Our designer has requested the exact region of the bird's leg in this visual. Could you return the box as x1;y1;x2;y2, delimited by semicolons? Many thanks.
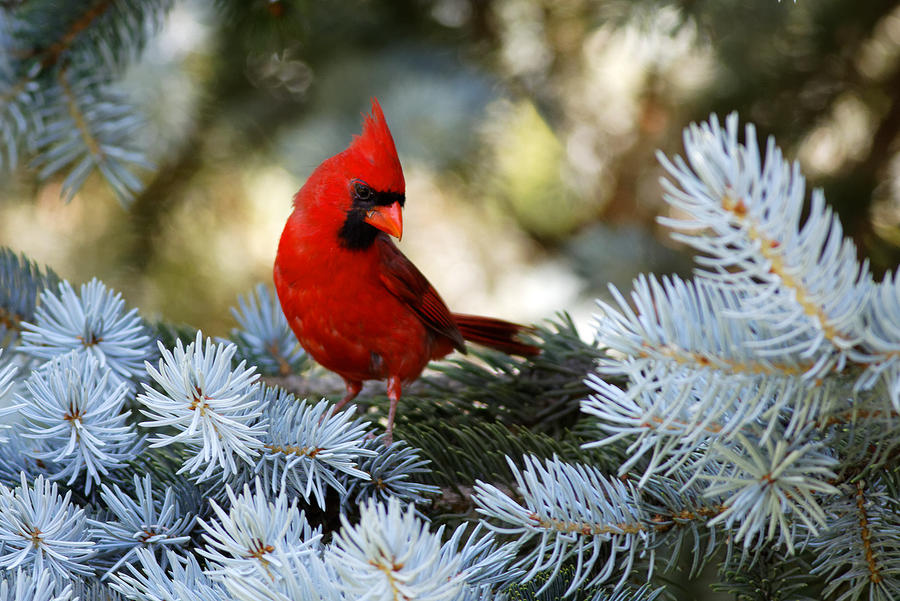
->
384;376;402;446
331;379;362;414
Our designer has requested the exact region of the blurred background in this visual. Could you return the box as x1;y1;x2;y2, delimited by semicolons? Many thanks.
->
2;0;900;338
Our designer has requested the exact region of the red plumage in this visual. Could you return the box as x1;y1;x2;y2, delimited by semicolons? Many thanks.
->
274;99;537;443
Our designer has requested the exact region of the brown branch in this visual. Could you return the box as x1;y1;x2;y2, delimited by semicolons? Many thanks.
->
855;480;883;584
0;307;23;333
817;408;900;429
1;1;115;109
720;189;849;348
263;443;323;459
645;342;817;379
57;67;103;160
38;0;116;70
651;503;729;533
642;413;723;435
529;512;647;536
527;501;730;537
267;342;294;377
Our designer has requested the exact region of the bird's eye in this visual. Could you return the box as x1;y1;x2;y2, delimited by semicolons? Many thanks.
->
352;180;373;201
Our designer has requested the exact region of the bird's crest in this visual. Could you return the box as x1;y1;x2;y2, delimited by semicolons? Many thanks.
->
345;98;404;193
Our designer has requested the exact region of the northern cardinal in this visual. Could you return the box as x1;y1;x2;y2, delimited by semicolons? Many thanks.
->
274;99;538;443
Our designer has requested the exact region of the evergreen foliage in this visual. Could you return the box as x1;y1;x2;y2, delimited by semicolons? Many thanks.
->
90;473;196;578
0;248;58;348
229;284;308;378
19;279;153;385
17;353;142;493
138;333;266;482
1;1;170;204
0;111;899;599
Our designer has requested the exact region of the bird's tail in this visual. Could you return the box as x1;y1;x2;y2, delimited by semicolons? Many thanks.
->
452;314;540;357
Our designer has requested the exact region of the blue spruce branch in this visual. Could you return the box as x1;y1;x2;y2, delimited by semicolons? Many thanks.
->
473;455;648;595
340;435;441;507
1;0;173;203
230;284;308;378
0;474;94;584
582;112;900;566
17;353;143;493
108;548;225;601
90;473;196;578
251;389;375;509
0;568;73;601
19;278;153;386
198;479;321;580
0;248;59;348
138;332;266;482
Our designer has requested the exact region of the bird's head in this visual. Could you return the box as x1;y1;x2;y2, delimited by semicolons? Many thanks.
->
296;98;406;250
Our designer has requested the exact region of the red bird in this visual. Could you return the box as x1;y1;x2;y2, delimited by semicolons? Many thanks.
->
274;99;537;443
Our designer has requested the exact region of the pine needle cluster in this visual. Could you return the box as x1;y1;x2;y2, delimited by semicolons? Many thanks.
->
1;1;169;204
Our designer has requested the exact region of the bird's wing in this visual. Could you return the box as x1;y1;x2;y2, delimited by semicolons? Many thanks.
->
376;236;467;352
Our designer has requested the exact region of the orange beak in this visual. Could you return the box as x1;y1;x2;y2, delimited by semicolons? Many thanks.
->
364;201;403;240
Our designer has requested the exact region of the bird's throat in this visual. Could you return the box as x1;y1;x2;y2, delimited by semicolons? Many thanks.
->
338;210;380;250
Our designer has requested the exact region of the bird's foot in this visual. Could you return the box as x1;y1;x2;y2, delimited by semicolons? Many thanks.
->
329;379;362;416
383;376;401;447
